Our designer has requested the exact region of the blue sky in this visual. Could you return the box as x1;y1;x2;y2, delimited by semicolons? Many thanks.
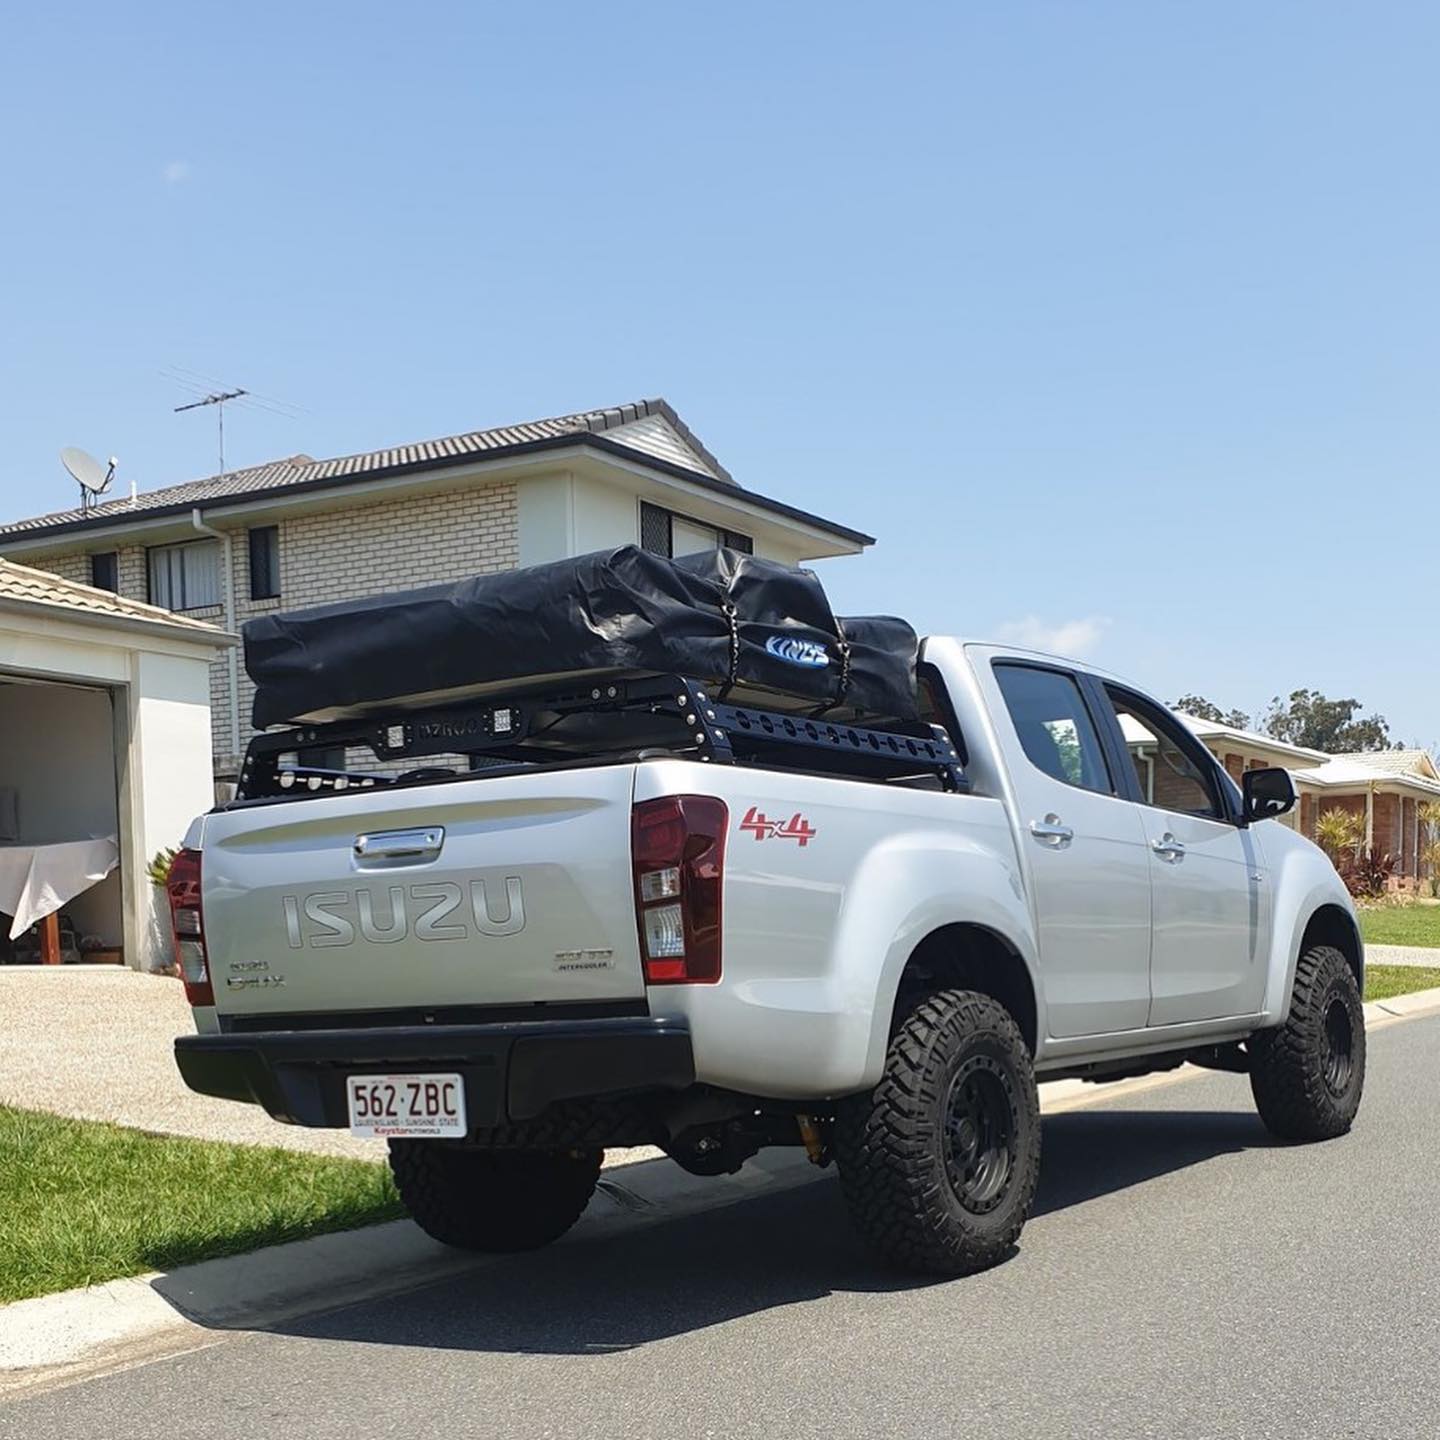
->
1;3;1435;742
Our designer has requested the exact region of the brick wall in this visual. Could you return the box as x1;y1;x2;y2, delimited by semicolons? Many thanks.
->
24;479;519;776
1372;792;1400;861
1299;791;1315;837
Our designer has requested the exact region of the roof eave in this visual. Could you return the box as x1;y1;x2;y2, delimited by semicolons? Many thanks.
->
0;594;238;648
0;434;873;552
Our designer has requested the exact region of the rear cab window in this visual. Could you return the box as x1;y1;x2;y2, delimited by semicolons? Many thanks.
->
993;663;1114;796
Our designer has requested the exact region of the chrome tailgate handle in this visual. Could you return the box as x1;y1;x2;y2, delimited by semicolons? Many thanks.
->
354;827;445;864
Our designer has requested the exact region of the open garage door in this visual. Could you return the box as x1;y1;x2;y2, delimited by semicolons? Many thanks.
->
0;675;125;966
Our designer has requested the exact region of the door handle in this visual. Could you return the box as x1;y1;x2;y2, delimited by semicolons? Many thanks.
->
1151;833;1185;861
1029;815;1074;847
354;827;445;864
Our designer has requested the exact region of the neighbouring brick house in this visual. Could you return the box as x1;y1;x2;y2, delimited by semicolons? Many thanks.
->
0;400;870;787
1180;716;1440;890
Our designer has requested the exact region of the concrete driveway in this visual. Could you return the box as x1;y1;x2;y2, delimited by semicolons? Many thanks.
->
0;968;657;1165
0;968;374;1159
5;1008;1436;1440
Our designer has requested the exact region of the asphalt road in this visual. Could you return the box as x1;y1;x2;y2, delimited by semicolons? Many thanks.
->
7;1015;1439;1440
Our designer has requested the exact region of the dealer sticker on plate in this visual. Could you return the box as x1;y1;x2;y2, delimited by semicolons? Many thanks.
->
346;1073;467;1139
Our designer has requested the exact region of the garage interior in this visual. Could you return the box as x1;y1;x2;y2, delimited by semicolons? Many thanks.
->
0;675;125;965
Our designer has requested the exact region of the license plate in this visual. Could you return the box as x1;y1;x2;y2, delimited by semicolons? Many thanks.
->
346;1073;467;1139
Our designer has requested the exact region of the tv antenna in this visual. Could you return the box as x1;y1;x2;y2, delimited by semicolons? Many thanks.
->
60;447;118;512
174;388;246;476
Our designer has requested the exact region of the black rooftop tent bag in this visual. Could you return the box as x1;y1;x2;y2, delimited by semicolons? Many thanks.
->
243;545;919;728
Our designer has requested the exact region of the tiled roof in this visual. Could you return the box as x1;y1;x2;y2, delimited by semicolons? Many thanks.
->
0;557;230;638
1302;756;1440;797
1;457;315;537
0;399;739;541
1179;714;1330;764
1330;748;1439;779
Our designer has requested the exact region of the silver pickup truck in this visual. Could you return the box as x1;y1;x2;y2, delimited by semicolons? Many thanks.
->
172;639;1364;1275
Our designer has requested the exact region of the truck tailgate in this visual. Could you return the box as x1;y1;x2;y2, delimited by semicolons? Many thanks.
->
199;766;644;1020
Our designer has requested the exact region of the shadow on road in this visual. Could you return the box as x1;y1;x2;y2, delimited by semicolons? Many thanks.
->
1033;1106;1267;1217
269;1106;1269;1357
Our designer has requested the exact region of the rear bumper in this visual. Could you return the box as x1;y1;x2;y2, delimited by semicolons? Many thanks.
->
174;1017;694;1130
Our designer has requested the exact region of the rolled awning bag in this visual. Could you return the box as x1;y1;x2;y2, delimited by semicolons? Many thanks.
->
244;544;919;727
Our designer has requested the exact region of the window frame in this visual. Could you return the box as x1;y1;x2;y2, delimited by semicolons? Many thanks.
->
89;551;119;593
1096;683;1239;825
248;525;280;600
146;538;222;612
991;659;1117;798
638;500;752;558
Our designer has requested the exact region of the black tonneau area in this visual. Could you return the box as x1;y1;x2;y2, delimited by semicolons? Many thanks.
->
244;545;919;728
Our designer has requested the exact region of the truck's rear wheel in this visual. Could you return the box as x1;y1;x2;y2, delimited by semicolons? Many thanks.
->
1250;944;1365;1142
834;988;1040;1275
388;1141;601;1252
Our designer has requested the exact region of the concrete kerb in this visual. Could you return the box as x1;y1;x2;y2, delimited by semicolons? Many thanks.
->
6;984;1440;1397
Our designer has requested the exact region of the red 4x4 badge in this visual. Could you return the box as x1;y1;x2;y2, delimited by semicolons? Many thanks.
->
739;806;817;847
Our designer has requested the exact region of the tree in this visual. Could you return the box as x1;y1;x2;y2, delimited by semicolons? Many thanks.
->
1260;689;1394;753
1170;694;1251;730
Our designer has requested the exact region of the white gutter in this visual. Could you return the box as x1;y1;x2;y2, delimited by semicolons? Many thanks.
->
191;508;241;766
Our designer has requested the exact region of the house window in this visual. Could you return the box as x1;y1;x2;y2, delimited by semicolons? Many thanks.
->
90;552;119;593
639;502;752;559
147;540;221;611
640;502;672;556
248;526;280;600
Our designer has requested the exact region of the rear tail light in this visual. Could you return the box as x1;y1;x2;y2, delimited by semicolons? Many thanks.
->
631;795;727;984
166;847;214;1007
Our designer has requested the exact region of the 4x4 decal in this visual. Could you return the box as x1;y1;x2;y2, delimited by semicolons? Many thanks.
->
739;806;817;847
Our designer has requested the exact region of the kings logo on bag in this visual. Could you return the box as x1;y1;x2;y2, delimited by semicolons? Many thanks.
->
764;634;831;669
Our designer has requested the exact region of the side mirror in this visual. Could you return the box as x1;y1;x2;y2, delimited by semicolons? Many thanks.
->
1242;766;1296;824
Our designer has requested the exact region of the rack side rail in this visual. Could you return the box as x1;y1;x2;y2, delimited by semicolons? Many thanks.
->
235;674;967;801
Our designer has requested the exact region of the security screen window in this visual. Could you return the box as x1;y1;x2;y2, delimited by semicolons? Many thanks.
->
248;525;280;600
89;551;119;593
640;502;752;558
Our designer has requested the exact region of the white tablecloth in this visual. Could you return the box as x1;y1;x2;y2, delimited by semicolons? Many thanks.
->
0;838;120;940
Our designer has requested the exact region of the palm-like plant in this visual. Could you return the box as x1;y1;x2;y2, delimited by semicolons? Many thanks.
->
1314;808;1364;864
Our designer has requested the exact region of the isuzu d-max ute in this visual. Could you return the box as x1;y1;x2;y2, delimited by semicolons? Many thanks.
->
171;553;1364;1275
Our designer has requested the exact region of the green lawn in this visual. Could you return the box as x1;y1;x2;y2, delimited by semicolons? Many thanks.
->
1358;904;1440;948
1364;963;1440;1003
0;1107;403;1304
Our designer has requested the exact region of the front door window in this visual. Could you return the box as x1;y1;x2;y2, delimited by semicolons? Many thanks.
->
1102;686;1270;1024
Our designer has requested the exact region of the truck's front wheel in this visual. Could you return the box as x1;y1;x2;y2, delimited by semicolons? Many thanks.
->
1249;944;1365;1142
835;989;1041;1275
388;1141;602;1252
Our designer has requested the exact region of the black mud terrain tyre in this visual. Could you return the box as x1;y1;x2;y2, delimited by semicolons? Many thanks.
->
834;989;1041;1276
1250;944;1365;1142
388;1142;602;1252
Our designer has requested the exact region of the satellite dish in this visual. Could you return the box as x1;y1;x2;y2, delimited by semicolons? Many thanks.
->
60;447;117;511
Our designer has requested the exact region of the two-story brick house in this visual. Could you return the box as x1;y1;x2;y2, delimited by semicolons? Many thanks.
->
1;399;871;788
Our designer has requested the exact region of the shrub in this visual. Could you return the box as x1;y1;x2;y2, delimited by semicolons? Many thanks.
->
1338;849;1396;901
1314;808;1364;865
